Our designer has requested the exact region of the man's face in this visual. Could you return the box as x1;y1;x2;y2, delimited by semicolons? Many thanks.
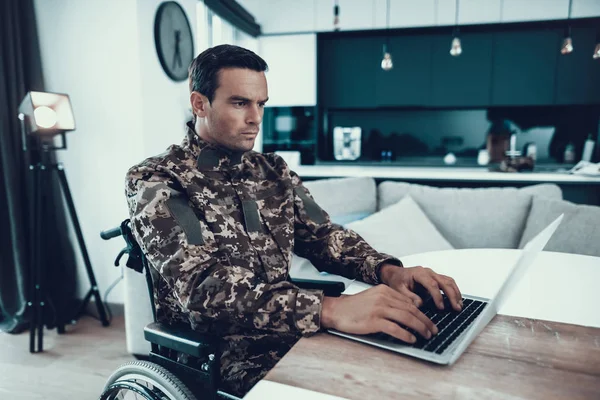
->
194;68;268;152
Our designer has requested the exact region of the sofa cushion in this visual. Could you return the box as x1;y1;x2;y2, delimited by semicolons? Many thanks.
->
303;177;376;225
345;195;454;258
519;197;600;257
377;182;563;249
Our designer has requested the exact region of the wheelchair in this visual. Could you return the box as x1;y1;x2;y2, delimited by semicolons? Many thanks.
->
98;219;345;400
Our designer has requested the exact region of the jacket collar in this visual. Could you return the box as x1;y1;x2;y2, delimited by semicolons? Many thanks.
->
182;121;248;170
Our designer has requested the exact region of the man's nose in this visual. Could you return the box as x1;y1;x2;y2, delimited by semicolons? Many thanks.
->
246;104;262;125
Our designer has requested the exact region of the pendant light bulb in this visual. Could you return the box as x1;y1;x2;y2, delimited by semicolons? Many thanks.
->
561;36;573;55
381;44;393;71
561;2;574;55
450;36;462;56
450;1;462;57
333;2;340;31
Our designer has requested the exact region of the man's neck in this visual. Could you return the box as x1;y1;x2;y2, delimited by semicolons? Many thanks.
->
194;119;214;145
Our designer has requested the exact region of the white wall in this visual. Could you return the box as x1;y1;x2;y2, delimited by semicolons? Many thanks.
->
34;0;201;304
257;34;316;107
34;0;143;304
136;0;199;158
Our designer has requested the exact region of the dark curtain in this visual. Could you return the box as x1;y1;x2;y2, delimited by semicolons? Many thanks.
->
0;0;78;333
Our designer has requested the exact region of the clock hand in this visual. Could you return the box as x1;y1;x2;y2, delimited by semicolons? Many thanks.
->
172;30;182;69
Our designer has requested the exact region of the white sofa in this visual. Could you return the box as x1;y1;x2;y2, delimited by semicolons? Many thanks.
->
123;176;600;355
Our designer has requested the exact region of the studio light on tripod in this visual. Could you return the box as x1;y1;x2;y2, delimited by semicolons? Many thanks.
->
19;91;75;136
18;90;108;354
33;106;58;128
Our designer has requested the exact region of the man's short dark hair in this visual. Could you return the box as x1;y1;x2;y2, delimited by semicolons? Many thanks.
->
188;44;268;103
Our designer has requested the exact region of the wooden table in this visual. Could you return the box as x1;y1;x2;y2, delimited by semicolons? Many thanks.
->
268;250;600;399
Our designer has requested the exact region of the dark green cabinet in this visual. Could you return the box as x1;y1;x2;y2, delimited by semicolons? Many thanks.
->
555;27;600;105
375;35;432;106
318;36;379;108
491;30;560;106
431;33;494;107
318;22;599;109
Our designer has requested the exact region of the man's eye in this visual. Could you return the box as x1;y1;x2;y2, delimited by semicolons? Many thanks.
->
234;101;246;107
259;103;266;108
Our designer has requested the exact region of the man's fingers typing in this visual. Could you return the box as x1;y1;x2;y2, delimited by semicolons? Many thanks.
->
397;285;423;307
377;320;416;343
380;284;420;307
377;284;439;335
436;275;463;311
382;302;437;338
419;278;445;310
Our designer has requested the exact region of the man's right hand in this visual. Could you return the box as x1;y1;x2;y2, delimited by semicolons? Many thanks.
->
320;285;438;343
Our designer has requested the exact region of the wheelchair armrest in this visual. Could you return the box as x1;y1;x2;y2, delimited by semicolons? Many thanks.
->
290;278;345;297
144;322;218;358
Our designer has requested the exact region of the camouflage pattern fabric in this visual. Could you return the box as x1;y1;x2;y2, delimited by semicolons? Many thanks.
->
125;122;402;396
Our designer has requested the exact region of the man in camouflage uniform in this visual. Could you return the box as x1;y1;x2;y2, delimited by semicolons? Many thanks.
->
126;45;463;397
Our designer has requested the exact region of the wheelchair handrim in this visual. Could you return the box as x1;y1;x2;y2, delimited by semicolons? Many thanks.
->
101;380;165;400
115;372;184;400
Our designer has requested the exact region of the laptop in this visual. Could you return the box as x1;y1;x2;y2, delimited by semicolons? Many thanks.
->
328;214;563;365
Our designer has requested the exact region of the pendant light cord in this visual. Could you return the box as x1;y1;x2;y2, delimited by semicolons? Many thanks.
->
386;0;390;29
453;0;460;36
385;0;390;49
455;0;460;26
566;0;572;37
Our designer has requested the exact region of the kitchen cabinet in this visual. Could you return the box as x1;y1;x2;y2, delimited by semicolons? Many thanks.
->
491;30;560;106
314;0;378;32
431;32;494;107
318;36;379;108
387;0;437;28
259;34;316;106
375;34;433;106
555;27;600;105
501;0;569;22
458;0;503;24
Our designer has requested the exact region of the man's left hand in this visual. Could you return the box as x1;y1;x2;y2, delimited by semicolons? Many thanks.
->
380;264;463;311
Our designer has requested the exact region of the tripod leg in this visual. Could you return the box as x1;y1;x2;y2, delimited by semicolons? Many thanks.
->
36;164;47;352
28;164;39;353
55;164;109;326
74;289;94;322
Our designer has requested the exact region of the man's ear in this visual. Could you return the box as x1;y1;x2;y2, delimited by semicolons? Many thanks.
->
190;91;209;118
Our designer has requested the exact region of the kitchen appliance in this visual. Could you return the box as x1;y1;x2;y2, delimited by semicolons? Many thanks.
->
333;126;362;161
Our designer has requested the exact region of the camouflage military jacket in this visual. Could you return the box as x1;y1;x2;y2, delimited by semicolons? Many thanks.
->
125;123;401;395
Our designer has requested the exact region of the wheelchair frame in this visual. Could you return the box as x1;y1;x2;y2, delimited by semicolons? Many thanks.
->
100;219;344;399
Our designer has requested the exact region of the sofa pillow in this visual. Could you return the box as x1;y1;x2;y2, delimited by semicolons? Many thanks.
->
377;182;562;249
303;177;376;224
519;197;600;257
345;195;454;258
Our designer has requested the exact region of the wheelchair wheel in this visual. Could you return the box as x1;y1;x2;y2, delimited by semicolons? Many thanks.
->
99;360;198;400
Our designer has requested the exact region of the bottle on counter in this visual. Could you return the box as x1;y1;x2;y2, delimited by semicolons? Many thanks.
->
486;120;514;163
564;142;576;163
523;142;537;161
477;149;490;165
582;134;596;162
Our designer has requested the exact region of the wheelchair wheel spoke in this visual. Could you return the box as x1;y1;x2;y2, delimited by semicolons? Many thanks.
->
100;360;199;400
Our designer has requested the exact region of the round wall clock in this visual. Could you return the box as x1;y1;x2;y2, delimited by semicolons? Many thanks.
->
154;1;195;82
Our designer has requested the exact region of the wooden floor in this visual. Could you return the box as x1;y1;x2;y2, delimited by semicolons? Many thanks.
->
0;315;135;399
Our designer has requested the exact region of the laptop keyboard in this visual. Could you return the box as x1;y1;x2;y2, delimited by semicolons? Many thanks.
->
370;294;487;355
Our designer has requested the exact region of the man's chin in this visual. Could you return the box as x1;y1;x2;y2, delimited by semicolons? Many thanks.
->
235;139;256;152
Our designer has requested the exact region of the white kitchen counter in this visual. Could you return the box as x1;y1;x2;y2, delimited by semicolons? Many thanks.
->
293;165;600;184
